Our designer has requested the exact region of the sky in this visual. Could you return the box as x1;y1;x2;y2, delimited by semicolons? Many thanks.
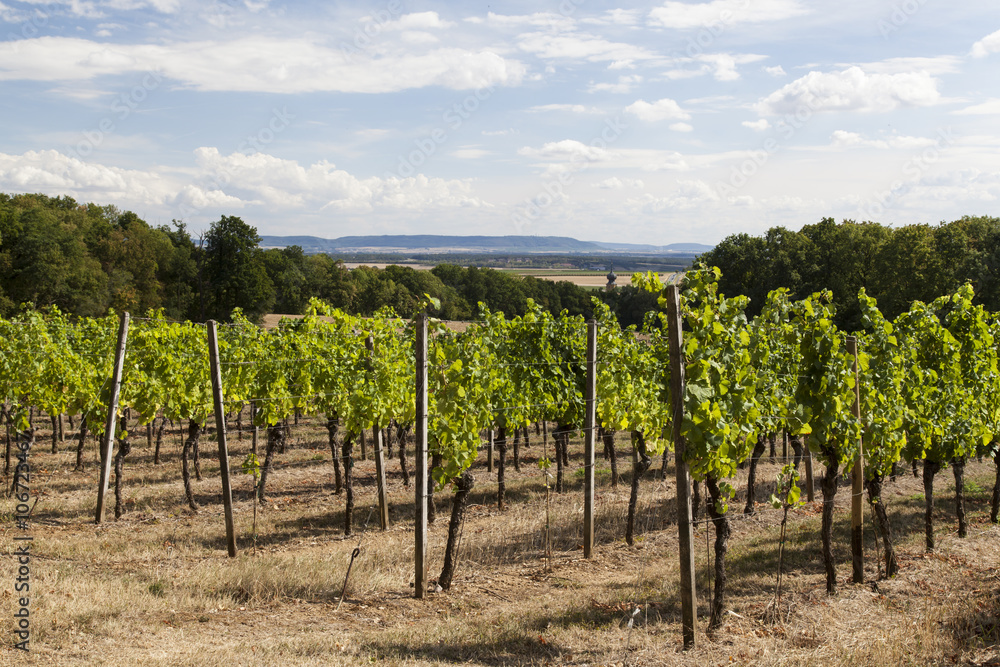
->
0;0;999;246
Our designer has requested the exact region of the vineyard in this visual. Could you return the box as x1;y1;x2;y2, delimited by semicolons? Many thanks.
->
3;267;1000;665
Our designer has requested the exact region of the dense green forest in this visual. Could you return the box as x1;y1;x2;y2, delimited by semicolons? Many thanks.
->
6;192;994;329
697;215;1000;330
0;193;659;324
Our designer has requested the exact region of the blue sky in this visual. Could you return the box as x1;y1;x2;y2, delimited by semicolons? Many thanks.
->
0;0;998;245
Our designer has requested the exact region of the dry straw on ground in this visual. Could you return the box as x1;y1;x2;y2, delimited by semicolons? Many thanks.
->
2;416;999;666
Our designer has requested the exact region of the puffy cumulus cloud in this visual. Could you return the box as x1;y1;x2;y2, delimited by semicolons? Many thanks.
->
626;180;719;213
0;148;489;221
829;130;938;150
648;0;807;29
972;29;1000;58
663;53;768;81
383;11;454;31
755;66;941;116
517;139;611;163
0;36;525;94
0;149;172;203
764;65;786;77
742;119;771;131
175;184;248;210
193;148;489;212
669;122;693;132
624;97;689;122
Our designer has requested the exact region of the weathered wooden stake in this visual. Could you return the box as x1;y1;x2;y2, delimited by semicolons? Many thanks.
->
414;313;429;598
208;320;238;557
367;335;390;530
666;286;697;649
487;428;494;473
848;336;864;583
583;319;597;558
95;311;130;525
805;447;815;502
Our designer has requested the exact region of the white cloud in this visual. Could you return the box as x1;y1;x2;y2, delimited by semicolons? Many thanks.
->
481;128;519;136
94;22;126;37
856;56;962;76
663;53;768;81
953;99;1000;115
452;147;490;159
626;180;719;213
193;148;488;211
972;29;1000;57
829;130;938;150
0;149;172;203
764;65;785;77
0;148;490;219
742;119;771;131
648;0;807;29
587;75;643;94
517;140;610;163
624;97;690;122
484;11;575;31
669;122;693;132
516;32;658;63
383;12;454;31
582;9;642;26
0;36;526;94
596;177;644;189
755;66;942;116
528;104;603;114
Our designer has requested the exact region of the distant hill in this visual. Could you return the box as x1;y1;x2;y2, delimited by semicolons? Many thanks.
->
259;234;711;255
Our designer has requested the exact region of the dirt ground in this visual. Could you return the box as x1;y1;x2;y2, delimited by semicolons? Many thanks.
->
2;417;999;666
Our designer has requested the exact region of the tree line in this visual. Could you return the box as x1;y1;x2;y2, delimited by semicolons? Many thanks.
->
0;192;661;324
697;215;1000;330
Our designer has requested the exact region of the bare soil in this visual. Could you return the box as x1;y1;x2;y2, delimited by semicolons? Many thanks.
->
2;418;999;666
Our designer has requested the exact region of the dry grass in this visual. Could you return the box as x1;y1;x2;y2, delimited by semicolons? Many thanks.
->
2;418;999;666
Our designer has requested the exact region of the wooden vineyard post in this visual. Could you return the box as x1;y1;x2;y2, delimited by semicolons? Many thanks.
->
583;319;597;558
367;335;390;531
251;401;258;457
804;448;815;502
487;428;494;473
207;321;238;557
666;286;697;649
95;311;130;525
414;313;429;598
847;336;864;583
